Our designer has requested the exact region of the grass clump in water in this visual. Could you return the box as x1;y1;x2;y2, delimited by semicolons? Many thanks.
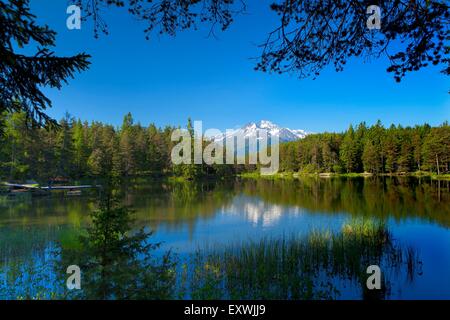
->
185;219;418;300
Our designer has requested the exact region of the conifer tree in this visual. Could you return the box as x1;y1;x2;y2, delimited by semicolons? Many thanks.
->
0;0;90;131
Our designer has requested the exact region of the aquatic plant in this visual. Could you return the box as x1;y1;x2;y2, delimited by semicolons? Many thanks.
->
184;219;420;300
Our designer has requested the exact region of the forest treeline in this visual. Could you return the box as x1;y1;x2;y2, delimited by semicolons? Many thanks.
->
280;121;450;175
0;112;238;181
0;112;449;182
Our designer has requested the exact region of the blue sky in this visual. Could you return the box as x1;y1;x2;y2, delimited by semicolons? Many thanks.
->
28;0;449;132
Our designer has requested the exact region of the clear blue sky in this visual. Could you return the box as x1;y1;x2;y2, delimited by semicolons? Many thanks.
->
28;0;449;132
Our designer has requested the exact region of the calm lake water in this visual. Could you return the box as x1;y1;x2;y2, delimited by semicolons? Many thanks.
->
1;177;449;299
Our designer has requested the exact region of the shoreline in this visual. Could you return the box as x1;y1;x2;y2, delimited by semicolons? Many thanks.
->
239;172;450;180
2;171;449;189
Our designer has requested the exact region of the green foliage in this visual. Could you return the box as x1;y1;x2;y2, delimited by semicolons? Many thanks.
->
340;125;361;173
422;125;450;174
1;114;448;181
0;112;237;181
0;112;177;180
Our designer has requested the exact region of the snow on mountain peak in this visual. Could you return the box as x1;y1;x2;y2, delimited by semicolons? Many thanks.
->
212;120;308;143
258;120;277;129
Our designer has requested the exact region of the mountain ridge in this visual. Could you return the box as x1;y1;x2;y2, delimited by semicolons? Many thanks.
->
211;120;308;143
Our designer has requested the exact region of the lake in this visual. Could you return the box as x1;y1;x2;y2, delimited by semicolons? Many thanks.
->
0;177;449;299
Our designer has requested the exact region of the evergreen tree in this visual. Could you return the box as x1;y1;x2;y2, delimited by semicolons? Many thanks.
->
61;179;176;299
383;125;399;173
0;0;90;130
147;124;164;173
56;113;74;177
340;125;359;173
2;112;29;179
73;120;90;178
118;113;137;176
362;121;384;174
397;129;414;173
362;142;379;174
175;118;203;180
422;124;450;174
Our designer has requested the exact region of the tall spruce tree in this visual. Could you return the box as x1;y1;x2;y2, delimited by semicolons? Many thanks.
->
340;125;359;173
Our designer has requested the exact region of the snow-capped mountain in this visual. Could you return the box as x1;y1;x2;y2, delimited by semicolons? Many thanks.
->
212;120;308;143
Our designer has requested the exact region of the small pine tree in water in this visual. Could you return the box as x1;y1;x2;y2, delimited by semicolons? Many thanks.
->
62;180;176;299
